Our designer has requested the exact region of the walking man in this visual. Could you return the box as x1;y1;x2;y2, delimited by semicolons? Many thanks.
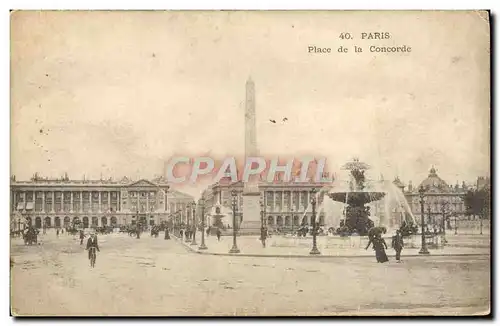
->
79;229;85;245
391;230;404;263
260;226;267;248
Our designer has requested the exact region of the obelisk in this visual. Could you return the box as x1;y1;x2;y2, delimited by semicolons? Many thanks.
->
245;77;258;180
240;77;262;234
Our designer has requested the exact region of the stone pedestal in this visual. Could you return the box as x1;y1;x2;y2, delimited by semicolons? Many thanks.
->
240;191;261;235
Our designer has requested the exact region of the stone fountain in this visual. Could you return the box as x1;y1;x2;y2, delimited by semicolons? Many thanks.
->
327;158;386;236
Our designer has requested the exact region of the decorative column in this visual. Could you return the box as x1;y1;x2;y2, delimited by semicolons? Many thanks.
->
89;192;93;212
281;191;284;212
42;191;46;213
51;191;55;212
80;191;83;212
98;191;102;213
70;192;74;213
155;190;160;212
108;191;111;212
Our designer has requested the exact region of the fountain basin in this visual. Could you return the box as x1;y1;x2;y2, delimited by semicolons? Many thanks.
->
328;191;386;206
272;234;440;249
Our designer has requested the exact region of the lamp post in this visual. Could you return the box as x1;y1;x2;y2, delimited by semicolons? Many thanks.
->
229;189;240;254
172;211;176;235
191;200;197;246
427;205;432;228
440;201;448;245
480;215;483;235
309;188;321;255
259;201;264;240
418;186;430;255
185;205;191;242
178;210;182;237
136;210;140;239
175;211;179;237
198;196;207;250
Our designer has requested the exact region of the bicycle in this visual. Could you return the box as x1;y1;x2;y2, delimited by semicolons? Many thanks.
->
88;246;97;268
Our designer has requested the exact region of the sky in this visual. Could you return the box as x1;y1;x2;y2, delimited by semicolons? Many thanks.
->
10;11;490;197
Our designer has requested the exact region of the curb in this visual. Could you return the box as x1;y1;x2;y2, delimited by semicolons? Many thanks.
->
172;235;489;259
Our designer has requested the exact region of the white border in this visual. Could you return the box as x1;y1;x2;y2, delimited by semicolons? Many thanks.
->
2;1;497;325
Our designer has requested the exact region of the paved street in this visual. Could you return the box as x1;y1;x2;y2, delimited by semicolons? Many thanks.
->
11;231;490;316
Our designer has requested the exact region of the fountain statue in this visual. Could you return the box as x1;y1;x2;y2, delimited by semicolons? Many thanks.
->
327;158;386;236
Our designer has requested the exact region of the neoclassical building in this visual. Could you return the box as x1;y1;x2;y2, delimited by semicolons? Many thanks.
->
10;175;193;229
168;188;196;226
401;167;468;224
203;177;332;229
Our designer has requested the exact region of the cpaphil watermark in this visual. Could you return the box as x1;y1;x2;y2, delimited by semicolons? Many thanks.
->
165;156;333;184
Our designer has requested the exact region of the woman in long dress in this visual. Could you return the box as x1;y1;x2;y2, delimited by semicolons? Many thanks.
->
366;234;389;263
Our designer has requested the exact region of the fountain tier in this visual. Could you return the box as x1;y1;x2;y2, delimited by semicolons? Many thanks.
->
327;158;386;235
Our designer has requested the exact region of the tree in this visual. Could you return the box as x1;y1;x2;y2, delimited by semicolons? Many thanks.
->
462;187;491;220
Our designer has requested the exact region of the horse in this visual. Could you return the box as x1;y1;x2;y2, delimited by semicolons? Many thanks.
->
66;228;78;236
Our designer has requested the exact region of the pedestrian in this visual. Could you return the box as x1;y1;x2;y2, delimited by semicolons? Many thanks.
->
180;229;184;240
164;227;170;240
216;228;221;241
206;226;211;237
79;230;85;245
260;227;267;248
391;230;404;262
56;228;59;237
365;234;389;263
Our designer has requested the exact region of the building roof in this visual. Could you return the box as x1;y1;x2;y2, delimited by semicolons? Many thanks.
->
167;189;194;201
418;167;451;193
11;177;169;188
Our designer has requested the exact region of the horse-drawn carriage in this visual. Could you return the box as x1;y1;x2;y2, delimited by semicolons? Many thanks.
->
65;227;79;236
95;226;113;235
23;227;39;245
127;225;142;237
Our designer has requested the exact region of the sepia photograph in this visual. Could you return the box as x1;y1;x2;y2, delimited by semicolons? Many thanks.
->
9;10;491;316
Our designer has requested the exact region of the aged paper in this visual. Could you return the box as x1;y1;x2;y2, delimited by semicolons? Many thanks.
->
10;10;490;316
